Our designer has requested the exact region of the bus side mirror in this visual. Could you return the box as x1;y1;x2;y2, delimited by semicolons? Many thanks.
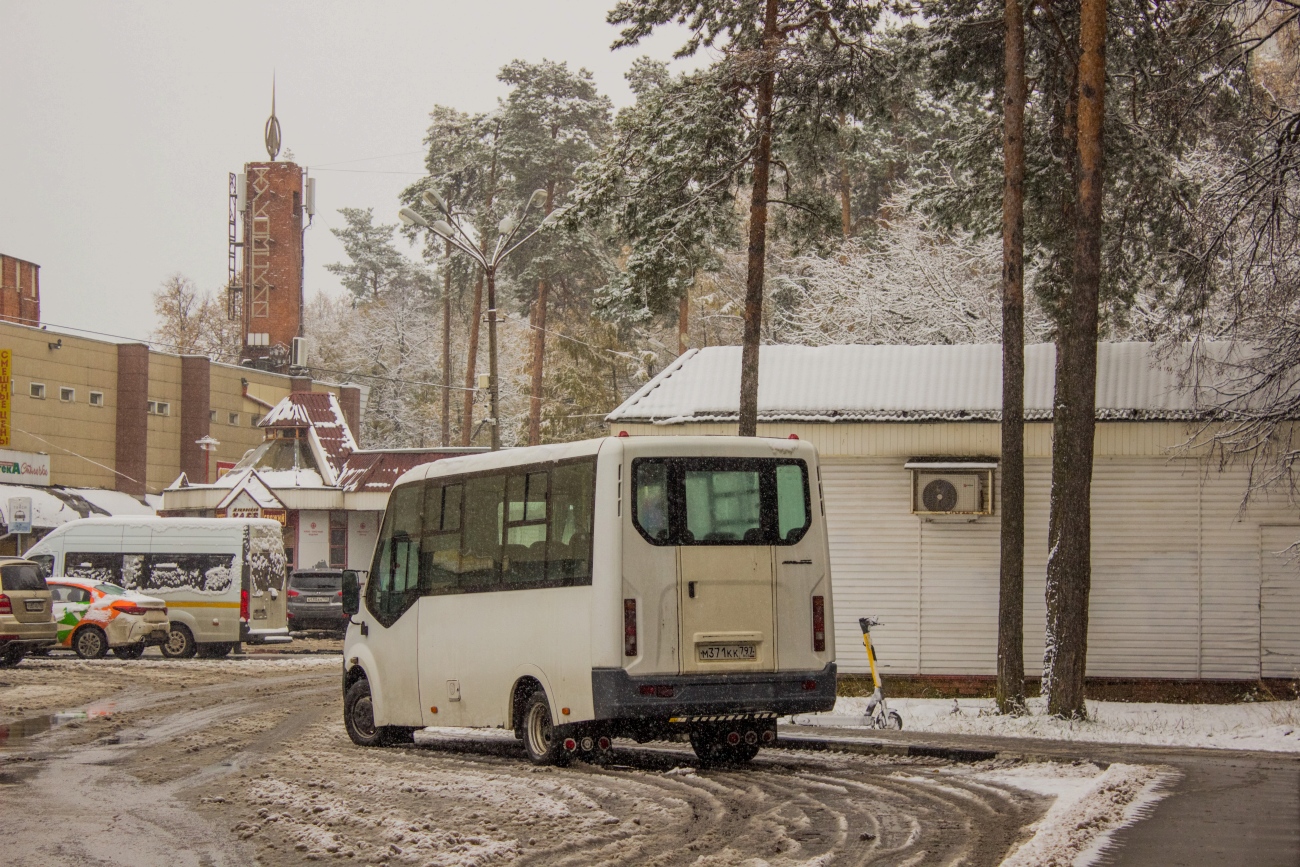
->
342;570;361;617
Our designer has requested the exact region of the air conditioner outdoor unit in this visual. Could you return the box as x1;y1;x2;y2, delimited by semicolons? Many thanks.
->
291;336;308;368
904;460;993;514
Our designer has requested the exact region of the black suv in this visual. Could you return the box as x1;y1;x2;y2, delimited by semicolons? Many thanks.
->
285;569;346;632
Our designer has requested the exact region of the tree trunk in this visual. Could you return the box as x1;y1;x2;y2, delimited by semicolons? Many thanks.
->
461;270;483;447
487;267;500;452
527;184;555;446
1044;0;1107;720
678;290;689;356
997;0;1028;716
738;0;781;438
442;238;452;448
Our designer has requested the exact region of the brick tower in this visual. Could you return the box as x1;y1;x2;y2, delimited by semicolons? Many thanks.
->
0;255;40;327
230;86;313;373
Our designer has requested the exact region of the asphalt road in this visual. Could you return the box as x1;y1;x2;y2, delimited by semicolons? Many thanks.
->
790;724;1300;866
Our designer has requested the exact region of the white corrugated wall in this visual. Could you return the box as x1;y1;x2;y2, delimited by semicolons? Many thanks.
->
822;456;1297;679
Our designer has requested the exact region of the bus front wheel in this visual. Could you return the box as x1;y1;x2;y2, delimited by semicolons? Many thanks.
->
344;678;415;748
521;692;568;766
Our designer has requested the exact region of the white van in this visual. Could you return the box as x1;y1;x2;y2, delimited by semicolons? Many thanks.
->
341;435;836;765
26;517;289;658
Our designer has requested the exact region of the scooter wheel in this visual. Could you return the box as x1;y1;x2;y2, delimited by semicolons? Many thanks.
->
886;711;903;730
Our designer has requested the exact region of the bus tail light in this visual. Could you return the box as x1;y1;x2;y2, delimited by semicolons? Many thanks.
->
240;589;250;622
812;595;825;652
624;599;637;656
0;594;10;616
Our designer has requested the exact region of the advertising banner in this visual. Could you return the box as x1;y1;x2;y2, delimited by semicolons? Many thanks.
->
0;448;51;486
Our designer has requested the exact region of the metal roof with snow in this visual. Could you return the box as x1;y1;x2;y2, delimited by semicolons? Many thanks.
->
606;343;1215;425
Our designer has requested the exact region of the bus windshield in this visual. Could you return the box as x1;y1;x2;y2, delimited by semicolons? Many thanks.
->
632;458;810;546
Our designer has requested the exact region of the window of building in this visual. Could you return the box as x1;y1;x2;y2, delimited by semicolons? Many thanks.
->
156;401;170;416
89;391;104;407
29;382;45;399
209;409;217;422
60;387;75;402
229;412;240;425
251;413;262;427
329;511;348;567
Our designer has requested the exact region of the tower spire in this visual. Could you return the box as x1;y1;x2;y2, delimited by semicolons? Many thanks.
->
264;74;282;161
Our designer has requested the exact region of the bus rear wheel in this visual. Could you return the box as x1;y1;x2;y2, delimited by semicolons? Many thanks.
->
343;678;415;748
521;692;568;766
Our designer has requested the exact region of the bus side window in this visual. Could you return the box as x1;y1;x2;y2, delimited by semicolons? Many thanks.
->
370;484;423;622
421;482;463;595
460;474;505;591
775;463;811;543
503;471;548;586
548;461;595;585
65;552;124;585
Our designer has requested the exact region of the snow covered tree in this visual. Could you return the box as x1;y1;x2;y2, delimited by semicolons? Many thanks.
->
496;59;612;445
589;0;886;436
324;208;432;302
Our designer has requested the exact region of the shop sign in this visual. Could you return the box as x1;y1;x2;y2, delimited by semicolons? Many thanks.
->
0;350;10;447
0;448;50;486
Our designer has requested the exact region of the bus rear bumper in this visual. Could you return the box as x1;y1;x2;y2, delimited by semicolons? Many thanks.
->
591;663;837;721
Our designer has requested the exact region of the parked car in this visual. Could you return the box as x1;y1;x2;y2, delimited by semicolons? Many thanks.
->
0;558;57;667
286;569;347;632
47;578;170;660
26;516;290;658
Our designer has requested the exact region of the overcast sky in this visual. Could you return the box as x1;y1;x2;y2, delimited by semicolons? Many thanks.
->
0;1;693;344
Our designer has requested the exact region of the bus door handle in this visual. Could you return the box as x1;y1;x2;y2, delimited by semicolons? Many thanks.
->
688;581;696;599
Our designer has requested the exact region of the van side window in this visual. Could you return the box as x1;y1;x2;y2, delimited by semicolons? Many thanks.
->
143;554;236;593
369;483;423;624
420;482;463;595
503;471;548;586
65;552;123;584
548;461;595;585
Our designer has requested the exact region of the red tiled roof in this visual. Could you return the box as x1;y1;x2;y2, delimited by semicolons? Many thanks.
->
259;392;476;493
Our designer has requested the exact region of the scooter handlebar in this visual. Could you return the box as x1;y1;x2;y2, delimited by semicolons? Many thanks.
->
859;616;880;631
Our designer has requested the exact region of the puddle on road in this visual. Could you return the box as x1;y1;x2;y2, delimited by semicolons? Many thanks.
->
0;706;117;747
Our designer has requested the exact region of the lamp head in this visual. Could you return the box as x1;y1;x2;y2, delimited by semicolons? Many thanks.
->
398;207;428;228
498;214;518;237
528;189;547;209
541;205;572;227
431;220;455;240
421;189;448;213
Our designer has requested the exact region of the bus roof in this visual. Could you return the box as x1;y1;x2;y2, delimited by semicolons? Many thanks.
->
391;435;818;489
40;516;282;532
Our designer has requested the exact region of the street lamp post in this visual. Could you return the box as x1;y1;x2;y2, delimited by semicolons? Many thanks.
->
400;190;560;451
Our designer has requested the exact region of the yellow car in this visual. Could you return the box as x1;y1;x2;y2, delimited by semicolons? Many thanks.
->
0;558;57;668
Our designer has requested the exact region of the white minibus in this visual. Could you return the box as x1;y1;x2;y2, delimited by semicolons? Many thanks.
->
341;435;836;765
26;517;290;658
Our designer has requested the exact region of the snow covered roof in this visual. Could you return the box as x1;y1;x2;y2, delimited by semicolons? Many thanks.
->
607;343;1218;425
215;471;286;510
0;484;155;530
258;392;358;478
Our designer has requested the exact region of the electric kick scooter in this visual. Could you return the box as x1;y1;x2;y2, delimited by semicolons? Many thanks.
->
860;616;903;730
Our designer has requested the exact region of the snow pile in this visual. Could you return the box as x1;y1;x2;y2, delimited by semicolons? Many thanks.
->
796;696;1300;752
981;762;1173;867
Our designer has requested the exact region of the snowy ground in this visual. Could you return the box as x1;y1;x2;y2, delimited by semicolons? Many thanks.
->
793;695;1300;752
0;655;1178;866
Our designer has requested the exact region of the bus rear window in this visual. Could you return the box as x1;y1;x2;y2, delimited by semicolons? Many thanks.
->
633;458;811;546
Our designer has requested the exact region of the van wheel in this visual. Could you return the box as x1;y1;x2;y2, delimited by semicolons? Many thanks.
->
343;678;415;747
521;691;568;766
196;642;233;659
160;624;196;659
111;643;145;660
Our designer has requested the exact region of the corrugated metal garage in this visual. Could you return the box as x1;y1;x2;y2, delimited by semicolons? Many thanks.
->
607;343;1300;681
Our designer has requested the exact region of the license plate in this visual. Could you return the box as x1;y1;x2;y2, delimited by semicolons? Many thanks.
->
698;644;756;661
302;596;331;604
25;599;43;612
253;608;267;620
